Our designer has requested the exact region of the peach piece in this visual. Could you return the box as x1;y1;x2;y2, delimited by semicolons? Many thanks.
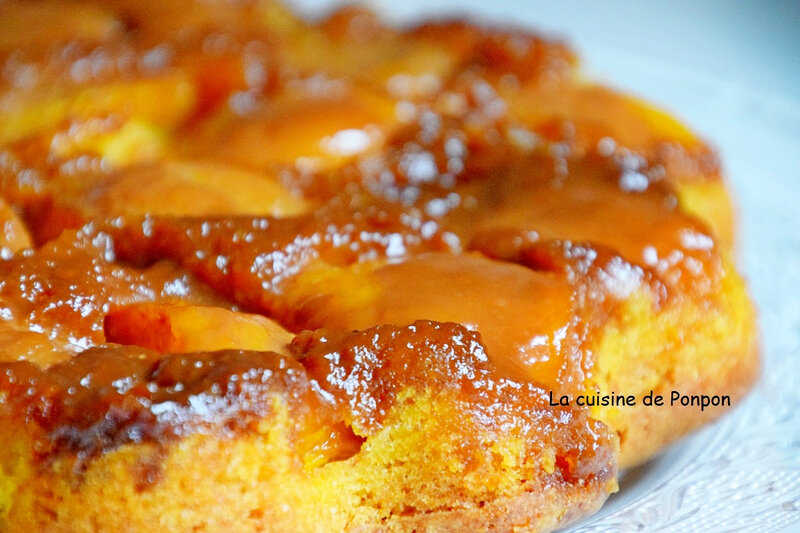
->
0;198;32;255
187;84;398;172
0;322;74;368
0;1;121;52
0;74;196;145
104;304;293;354
89;160;310;218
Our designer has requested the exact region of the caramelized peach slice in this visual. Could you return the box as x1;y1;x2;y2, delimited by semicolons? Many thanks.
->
0;231;228;348
0;322;73;368
104;304;293;354
506;84;699;150
26;157;308;242
443;153;722;292
87;160;310;217
0;74;196;145
185;84;398;172
283;12;465;96
503;83;733;246
49;118;166;168
0;1;121;52
0;198;31;255
284;253;581;392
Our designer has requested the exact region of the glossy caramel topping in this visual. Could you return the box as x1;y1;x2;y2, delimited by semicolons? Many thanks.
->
0;345;352;466
0;0;729;473
295;320;515;433
0;320;613;486
98;201;456;324
449;152;723;297
0;228;222;354
300;71;723;299
287;252;581;391
294;321;615;482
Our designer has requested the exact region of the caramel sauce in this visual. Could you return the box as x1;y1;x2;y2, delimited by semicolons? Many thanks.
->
0;321;613;486
0;1;726;476
294;321;615;482
0;229;223;356
288;252;582;392
450;152;723;298
0;345;351;466
99;200;456;324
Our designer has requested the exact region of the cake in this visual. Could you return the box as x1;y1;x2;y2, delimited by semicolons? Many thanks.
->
0;1;758;531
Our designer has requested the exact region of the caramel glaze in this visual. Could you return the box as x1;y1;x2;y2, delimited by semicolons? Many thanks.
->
98;199;457;327
78;209;612;396
0;4;578;244
0;321;614;488
452;151;723;300
0;1;729;484
259;91;723;392
0;228;223;360
313;81;723;301
289;252;582;392
83;202;653;396
294;321;615;483
0;345;358;473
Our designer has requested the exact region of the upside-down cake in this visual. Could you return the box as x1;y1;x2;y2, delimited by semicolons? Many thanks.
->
0;1;758;531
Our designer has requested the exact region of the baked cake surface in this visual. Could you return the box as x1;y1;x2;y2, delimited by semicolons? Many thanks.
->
0;1;758;531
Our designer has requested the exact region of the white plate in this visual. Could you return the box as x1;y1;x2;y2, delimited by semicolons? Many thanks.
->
292;2;800;530
570;28;800;533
